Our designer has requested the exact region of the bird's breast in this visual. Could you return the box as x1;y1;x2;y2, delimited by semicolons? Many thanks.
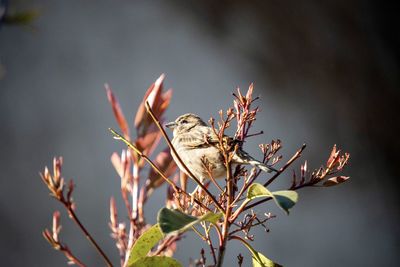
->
171;140;226;179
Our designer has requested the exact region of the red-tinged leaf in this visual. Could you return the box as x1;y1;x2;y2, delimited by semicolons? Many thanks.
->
246;83;254;102
42;229;53;244
147;74;165;108
326;144;340;167
105;84;130;138
145;132;163;157
158;89;173;116
111;151;132;190
146;148;177;194
323;176;350;187
67;180;74;203
121;150;133;190
237;87;244;100
166;175;178;209
109;197;117;227
233;99;240;113
135;75;166;137
136;126;162;157
52;211;61;241
134;99;148;130
111;152;124;178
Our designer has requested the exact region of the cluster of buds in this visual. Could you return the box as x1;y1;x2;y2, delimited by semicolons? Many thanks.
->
42;211;84;267
109;197;128;266
40;157;75;208
291;144;350;189
233;84;262;141
232;211;276;241
40;158;93;266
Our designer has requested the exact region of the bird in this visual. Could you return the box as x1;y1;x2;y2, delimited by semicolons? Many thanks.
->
165;113;276;187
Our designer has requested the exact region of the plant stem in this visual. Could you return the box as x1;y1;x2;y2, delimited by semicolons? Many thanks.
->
66;205;113;267
216;237;227;267
131;163;139;220
216;159;234;267
241;144;307;212
263;144;306;187
123;163;139;266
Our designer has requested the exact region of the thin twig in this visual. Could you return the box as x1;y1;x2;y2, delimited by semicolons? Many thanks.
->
152;235;181;256
202;158;225;195
65;204;113;267
109;128;211;212
264;144;306;187
237;144;306;213
231;168;257;207
229;215;272;236
204;226;217;265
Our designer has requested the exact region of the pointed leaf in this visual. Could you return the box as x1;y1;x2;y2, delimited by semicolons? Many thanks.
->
237;237;282;267
157;207;222;234
127;224;163;266
323;176;350;187
110;152;123;178
200;212;223;224
247;183;272;200
252;251;283;267
129;256;182;267
134;74;172;138
146;148;177;195
247;183;298;214
105;84;130;138
272;190;298;214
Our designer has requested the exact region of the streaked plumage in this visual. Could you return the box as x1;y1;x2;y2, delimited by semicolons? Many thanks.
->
165;114;275;183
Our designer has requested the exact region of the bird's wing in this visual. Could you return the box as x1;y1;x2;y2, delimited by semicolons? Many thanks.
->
177;126;219;149
178;126;242;149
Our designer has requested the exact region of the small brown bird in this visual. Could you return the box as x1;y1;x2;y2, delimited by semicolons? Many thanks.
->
165;114;276;185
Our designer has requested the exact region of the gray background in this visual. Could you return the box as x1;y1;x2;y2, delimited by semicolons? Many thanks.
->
0;0;398;266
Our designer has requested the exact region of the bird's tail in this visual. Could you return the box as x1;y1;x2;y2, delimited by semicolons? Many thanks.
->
233;150;278;173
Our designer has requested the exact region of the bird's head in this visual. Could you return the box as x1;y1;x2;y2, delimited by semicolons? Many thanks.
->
165;113;207;136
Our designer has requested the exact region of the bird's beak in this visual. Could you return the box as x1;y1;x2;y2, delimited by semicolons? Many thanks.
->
165;121;177;129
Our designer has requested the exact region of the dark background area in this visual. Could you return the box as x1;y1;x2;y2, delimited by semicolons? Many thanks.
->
0;0;399;266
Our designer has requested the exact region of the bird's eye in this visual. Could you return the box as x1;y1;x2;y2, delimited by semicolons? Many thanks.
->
181;119;188;124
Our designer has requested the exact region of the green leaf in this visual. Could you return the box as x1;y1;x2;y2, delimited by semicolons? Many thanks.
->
252;250;283;267
127;224;163;266
247;183;272;200
237;236;282;267
157;207;222;234
129;256;182;267
199;212;223;224
247;183;298;214
272;191;298;214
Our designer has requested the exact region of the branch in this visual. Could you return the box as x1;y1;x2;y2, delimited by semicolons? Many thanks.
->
264;144;306;187
144;101;224;213
66;205;114;267
241;144;306;212
40;159;113;267
109;128;211;212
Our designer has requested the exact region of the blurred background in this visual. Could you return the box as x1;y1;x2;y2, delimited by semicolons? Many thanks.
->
1;0;399;266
